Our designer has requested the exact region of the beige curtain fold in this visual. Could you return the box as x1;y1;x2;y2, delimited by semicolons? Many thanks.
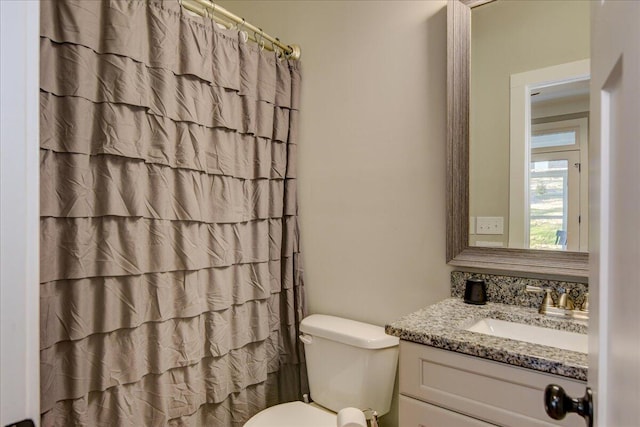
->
39;1;306;425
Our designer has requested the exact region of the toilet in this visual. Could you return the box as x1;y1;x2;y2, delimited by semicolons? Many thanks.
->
245;314;400;426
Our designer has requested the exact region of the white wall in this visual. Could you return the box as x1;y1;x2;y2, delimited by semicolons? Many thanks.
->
217;3;451;425
218;0;451;326
0;1;41;425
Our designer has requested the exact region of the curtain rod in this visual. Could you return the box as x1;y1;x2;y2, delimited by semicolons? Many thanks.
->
180;0;301;60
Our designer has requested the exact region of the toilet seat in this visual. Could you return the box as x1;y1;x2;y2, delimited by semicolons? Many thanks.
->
244;401;336;427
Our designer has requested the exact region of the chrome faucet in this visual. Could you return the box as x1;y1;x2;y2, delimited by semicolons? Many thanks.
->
525;286;588;320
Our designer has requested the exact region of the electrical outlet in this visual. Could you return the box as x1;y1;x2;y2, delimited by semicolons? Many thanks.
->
476;216;504;235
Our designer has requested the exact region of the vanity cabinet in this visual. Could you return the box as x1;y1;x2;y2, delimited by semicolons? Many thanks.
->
399;341;586;427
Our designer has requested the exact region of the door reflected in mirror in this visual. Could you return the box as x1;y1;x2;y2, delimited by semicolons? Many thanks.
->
528;80;589;252
468;0;590;252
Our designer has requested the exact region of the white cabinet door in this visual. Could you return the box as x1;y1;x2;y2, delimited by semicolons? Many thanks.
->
589;1;640;426
399;341;585;427
400;395;496;427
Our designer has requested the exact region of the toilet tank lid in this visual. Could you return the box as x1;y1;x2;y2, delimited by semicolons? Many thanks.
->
300;314;399;349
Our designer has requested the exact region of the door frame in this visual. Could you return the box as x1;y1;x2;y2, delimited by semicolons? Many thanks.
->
0;0;41;425
589;1;640;425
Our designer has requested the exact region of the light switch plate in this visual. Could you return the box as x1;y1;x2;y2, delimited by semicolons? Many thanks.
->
476;216;504;235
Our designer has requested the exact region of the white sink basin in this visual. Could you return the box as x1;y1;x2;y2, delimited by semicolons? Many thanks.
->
466;318;588;353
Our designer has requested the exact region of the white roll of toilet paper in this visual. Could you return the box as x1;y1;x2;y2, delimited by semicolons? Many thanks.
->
336;407;367;427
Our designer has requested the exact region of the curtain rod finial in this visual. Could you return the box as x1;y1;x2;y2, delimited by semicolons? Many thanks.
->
288;44;301;60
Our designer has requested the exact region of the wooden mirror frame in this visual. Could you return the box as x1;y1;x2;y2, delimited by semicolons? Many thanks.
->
446;0;589;279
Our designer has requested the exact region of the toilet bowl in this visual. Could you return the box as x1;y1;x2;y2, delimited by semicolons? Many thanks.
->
244;401;336;427
244;314;399;426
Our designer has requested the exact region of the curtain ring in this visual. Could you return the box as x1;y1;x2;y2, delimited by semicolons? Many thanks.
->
273;43;281;60
255;29;265;51
273;38;283;61
237;18;248;43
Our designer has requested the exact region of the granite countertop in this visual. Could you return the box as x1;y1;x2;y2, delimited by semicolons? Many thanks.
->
385;298;588;381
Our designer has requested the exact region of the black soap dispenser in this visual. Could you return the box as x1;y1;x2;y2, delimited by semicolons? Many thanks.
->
464;278;487;305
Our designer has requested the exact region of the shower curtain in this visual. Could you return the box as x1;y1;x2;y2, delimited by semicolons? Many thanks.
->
39;1;306;425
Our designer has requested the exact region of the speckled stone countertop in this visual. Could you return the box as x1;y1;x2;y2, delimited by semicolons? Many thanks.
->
385;298;588;381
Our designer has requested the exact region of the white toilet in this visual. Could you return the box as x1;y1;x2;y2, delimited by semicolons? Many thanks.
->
245;314;400;426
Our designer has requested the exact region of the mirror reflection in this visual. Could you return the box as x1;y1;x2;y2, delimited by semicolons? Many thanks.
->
526;78;589;251
468;0;590;252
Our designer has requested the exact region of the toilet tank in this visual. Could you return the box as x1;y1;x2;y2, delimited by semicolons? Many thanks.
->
299;314;400;417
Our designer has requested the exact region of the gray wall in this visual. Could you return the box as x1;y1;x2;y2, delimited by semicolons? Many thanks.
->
217;2;452;425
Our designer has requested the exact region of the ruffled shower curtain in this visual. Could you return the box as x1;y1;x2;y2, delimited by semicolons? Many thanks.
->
39;1;306;425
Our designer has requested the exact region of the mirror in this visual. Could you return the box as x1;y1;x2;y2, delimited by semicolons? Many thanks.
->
469;0;590;251
446;0;589;278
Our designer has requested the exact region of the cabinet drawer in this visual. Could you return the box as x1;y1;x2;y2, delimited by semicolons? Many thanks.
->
400;394;496;427
399;341;586;427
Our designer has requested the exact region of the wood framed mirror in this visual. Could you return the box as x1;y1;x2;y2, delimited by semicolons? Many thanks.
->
446;0;589;279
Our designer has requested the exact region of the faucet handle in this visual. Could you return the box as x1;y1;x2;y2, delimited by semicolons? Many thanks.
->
581;293;590;312
570;292;590;320
539;289;556;314
558;292;575;310
527;286;555;315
